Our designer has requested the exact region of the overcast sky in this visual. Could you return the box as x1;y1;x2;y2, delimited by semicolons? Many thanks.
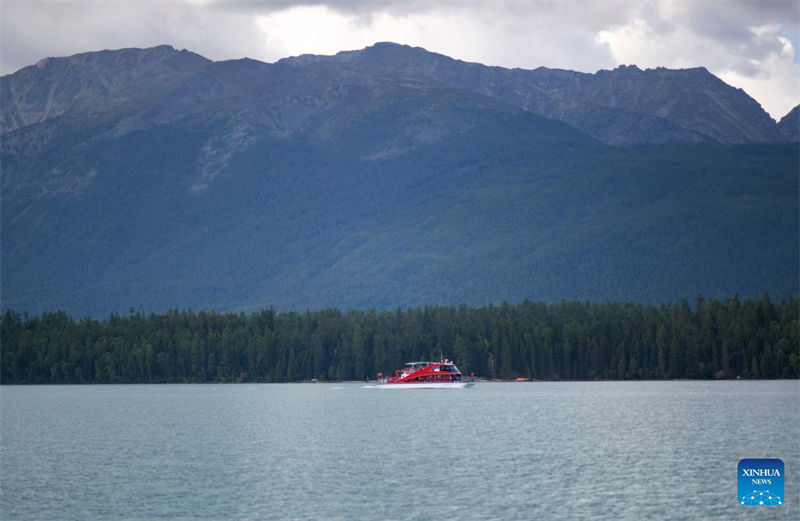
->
1;0;798;119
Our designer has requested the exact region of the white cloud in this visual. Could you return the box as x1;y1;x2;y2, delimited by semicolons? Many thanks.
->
253;4;614;71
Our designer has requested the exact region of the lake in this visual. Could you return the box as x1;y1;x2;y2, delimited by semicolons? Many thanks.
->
1;381;798;520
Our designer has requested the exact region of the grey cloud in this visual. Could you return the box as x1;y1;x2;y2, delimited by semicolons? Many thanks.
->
675;1;794;42
210;0;434;15
0;1;266;75
4;1;795;70
1;0;795;116
670;1;796;77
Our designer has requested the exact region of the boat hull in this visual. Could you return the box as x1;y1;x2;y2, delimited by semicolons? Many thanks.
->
376;381;474;389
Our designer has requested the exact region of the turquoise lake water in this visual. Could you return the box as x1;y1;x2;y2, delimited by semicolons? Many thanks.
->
1;381;798;520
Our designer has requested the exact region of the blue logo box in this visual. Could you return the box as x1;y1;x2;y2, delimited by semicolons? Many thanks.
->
738;459;784;506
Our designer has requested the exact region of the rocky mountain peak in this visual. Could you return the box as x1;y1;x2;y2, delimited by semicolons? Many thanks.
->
1;45;210;133
612;64;642;73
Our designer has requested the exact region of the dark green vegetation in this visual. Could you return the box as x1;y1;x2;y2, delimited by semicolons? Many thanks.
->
2;121;797;315
2;295;797;383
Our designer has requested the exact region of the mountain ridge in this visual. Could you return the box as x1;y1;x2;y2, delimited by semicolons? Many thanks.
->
1;44;797;317
279;42;786;145
4;42;796;145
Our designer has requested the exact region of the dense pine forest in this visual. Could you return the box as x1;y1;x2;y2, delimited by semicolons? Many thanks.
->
1;295;797;384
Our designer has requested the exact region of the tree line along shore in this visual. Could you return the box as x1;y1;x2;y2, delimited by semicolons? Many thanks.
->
1;295;797;384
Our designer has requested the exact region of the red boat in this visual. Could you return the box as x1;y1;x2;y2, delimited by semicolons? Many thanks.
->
377;359;474;389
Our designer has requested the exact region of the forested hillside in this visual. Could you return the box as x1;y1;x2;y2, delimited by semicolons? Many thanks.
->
2;295;797;383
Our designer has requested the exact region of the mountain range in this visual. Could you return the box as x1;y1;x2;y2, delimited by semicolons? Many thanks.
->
1;43;797;316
